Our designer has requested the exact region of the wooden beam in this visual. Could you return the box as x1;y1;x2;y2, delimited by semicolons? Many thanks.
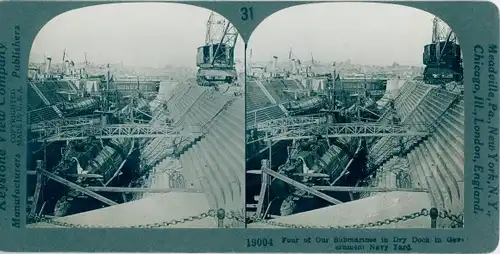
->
246;170;261;175
312;186;428;193
85;187;202;193
29;168;43;217
293;173;329;178
262;168;342;205
255;169;269;218
40;169;118;206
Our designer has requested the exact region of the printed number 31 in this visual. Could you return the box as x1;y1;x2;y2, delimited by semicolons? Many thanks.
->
240;7;254;21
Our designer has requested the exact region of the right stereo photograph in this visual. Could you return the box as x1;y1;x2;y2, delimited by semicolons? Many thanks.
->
244;3;464;229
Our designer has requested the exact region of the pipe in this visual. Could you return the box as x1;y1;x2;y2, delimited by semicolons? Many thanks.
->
85;186;202;193
312;185;428;193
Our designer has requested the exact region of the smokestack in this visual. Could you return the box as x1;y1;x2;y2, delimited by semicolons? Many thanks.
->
45;57;52;74
292;59;299;74
272;56;278;77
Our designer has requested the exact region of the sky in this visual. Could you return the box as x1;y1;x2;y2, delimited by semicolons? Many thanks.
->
30;3;245;67
248;3;439;66
31;2;446;67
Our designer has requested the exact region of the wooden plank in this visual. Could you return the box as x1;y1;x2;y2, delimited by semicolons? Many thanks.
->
40;169;118;206
293;173;329;178
262;168;342;205
29;169;43;217
246;170;261;175
255;171;269;218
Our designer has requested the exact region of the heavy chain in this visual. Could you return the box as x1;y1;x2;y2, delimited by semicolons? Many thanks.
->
30;208;463;229
438;210;464;228
249;208;460;229
225;211;246;223
30;208;245;228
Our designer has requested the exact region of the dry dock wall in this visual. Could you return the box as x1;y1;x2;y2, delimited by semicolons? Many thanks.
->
145;81;245;227
369;81;464;225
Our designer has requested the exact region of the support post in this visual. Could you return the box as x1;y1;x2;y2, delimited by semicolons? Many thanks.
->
217;208;226;228
267;134;272;169
430;207;438;228
29;160;44;218
256;159;270;219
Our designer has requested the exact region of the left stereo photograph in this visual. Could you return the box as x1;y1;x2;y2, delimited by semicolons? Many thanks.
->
27;3;246;228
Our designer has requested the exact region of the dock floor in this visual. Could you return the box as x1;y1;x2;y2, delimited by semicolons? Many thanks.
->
28;192;214;228
248;191;432;228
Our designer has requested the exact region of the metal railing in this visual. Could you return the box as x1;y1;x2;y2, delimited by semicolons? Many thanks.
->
264;122;428;141
34;124;196;142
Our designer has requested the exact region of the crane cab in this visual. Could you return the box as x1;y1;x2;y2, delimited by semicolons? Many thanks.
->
422;17;463;85
196;43;235;68
196;12;239;87
196;43;237;86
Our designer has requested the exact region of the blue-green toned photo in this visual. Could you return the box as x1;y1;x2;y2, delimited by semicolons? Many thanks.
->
245;3;464;229
26;3;245;229
0;1;497;252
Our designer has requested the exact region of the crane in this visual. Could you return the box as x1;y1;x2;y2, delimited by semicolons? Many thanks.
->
422;17;463;85
196;12;239;86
